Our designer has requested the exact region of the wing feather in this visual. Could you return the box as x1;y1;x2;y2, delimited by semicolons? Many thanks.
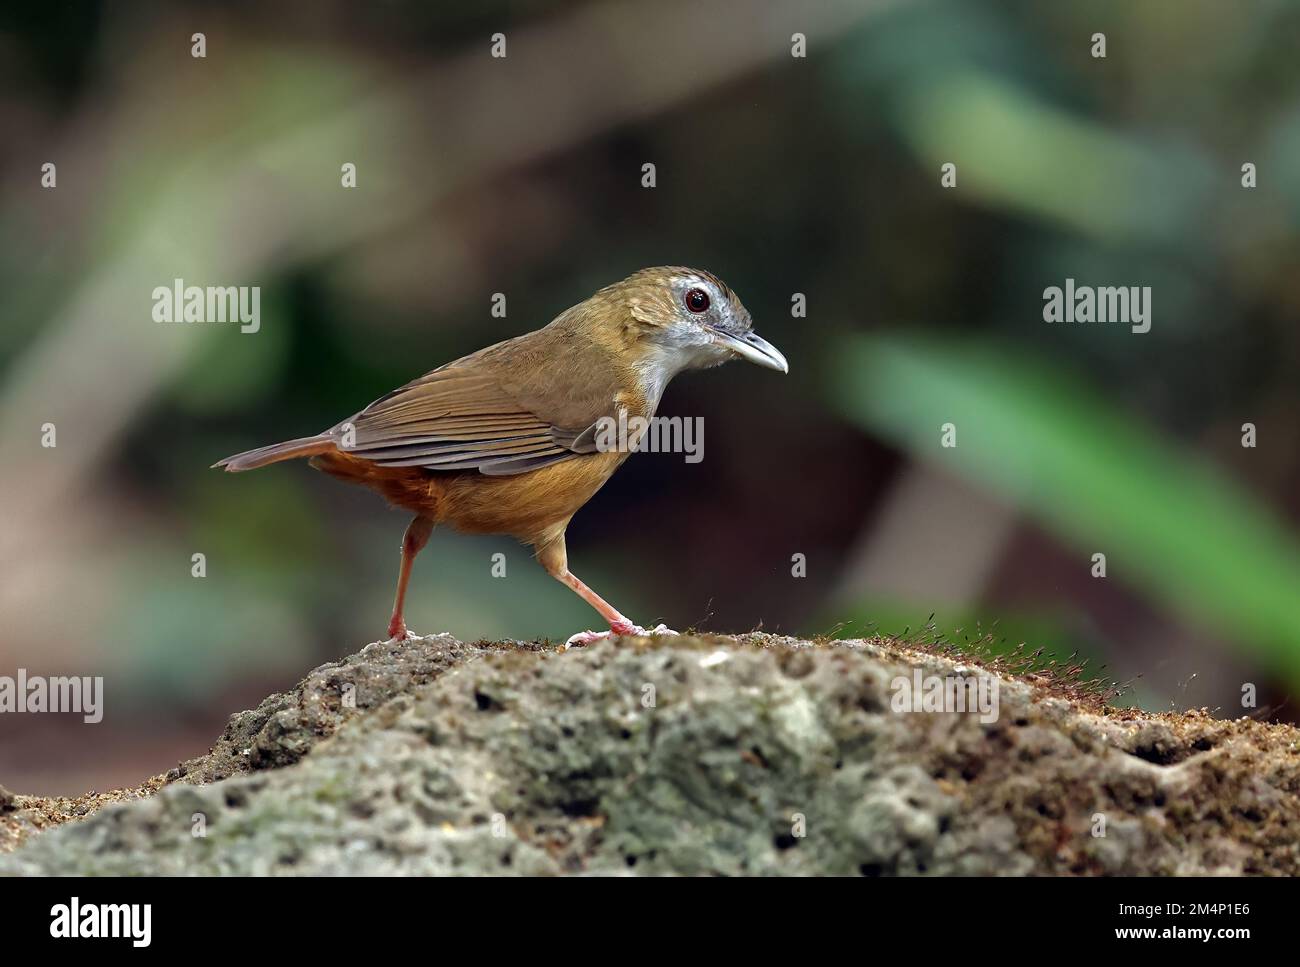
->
327;343;612;475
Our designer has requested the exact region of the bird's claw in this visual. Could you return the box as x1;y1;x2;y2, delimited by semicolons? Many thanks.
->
562;623;679;650
633;623;679;637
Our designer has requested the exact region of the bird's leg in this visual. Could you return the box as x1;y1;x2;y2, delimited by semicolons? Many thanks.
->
557;570;678;647
536;533;678;649
387;516;434;641
558;569;634;630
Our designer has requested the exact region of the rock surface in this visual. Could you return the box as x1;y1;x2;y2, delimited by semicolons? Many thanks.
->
2;633;1298;875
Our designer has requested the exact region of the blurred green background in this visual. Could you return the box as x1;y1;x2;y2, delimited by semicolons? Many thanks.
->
1;0;1298;794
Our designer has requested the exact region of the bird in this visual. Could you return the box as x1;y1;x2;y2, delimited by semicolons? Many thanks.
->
214;266;788;647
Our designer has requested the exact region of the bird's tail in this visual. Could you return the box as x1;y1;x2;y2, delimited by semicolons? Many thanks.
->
213;434;336;472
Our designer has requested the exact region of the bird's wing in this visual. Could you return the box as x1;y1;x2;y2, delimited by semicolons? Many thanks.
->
329;342;607;477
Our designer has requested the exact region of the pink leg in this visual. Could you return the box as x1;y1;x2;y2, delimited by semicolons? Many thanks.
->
535;533;677;648
387;516;434;640
555;569;637;635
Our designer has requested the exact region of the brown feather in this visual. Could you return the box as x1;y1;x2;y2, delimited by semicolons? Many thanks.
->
319;297;651;476
213;435;334;472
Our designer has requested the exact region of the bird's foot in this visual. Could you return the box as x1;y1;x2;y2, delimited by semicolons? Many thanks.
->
562;622;679;650
387;618;416;642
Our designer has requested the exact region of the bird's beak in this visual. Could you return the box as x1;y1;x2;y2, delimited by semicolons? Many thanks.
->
711;328;789;373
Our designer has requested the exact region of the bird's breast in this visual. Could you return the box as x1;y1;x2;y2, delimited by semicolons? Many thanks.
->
438;449;627;543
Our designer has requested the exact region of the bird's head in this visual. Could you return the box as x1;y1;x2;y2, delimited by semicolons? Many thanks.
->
595;266;789;378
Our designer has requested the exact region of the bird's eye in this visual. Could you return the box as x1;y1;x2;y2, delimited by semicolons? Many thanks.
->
684;288;710;313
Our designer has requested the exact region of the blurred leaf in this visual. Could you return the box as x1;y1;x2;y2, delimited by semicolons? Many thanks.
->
831;332;1300;685
895;71;1214;243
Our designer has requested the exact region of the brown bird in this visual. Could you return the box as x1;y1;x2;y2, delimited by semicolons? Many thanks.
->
215;266;787;646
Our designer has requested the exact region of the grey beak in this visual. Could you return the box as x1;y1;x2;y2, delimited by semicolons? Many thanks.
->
713;329;789;373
